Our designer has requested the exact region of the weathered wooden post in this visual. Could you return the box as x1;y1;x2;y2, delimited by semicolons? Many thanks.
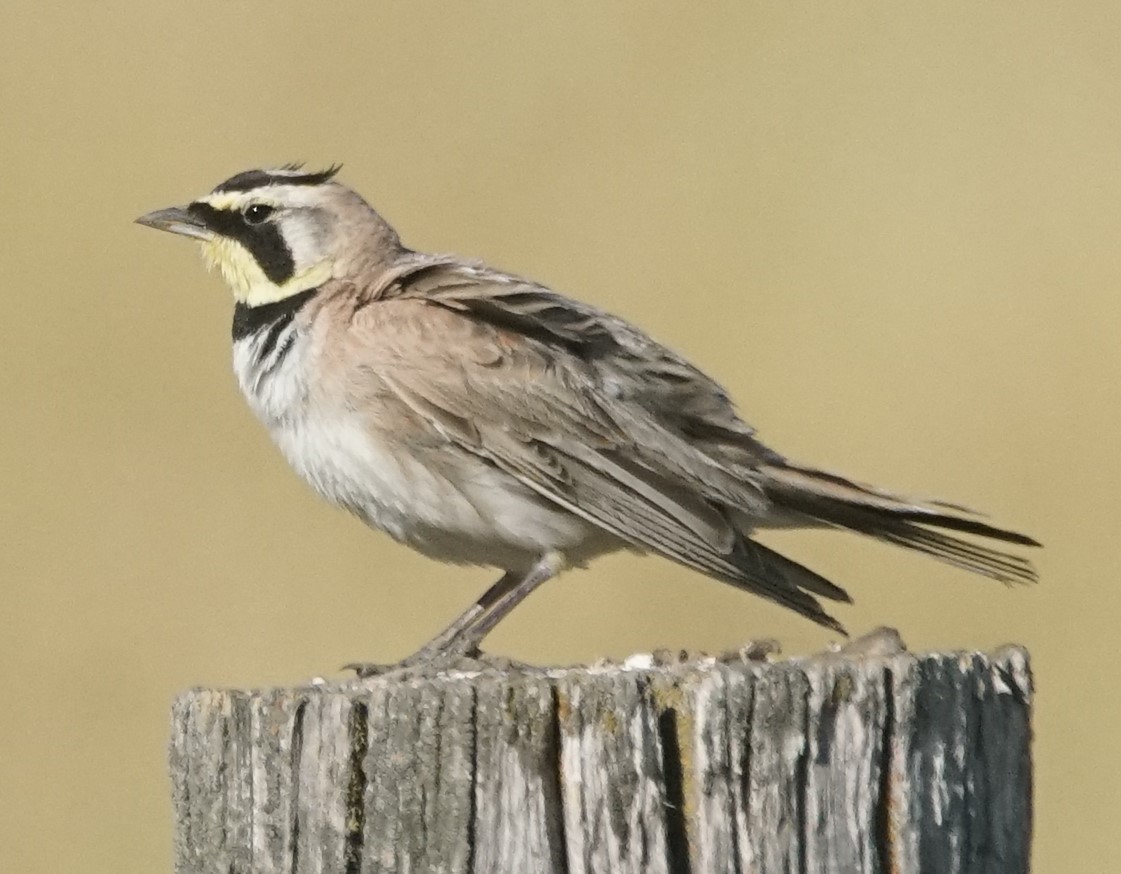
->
169;637;1031;873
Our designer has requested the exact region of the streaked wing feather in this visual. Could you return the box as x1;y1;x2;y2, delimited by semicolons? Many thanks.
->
475;428;844;630
347;286;844;630
397;262;778;514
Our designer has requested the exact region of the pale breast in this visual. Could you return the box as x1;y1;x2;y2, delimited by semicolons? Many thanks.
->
234;324;613;571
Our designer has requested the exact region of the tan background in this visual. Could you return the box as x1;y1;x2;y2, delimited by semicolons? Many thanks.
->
1;3;1115;870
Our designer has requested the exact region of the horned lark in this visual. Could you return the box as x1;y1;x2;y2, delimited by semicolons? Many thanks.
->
137;165;1038;669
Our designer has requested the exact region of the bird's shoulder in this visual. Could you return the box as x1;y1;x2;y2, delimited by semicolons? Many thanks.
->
317;255;780;467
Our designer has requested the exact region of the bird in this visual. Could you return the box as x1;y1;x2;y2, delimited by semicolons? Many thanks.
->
136;164;1038;670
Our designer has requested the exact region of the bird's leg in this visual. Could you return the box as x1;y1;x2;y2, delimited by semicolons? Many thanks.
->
343;570;520;678
435;551;565;658
403;570;523;659
345;552;564;678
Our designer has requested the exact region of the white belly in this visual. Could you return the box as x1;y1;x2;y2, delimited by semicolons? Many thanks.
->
271;415;610;570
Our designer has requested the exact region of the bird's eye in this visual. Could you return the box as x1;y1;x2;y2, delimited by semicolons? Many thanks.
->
243;204;275;225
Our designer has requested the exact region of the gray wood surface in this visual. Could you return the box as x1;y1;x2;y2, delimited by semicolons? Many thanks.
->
170;641;1031;874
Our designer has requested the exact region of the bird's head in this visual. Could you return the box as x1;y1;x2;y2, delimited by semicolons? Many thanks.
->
136;164;400;306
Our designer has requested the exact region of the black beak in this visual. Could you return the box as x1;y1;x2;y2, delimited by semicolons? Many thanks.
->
135;205;213;241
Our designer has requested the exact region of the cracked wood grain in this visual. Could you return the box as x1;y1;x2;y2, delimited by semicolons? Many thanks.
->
170;647;1031;874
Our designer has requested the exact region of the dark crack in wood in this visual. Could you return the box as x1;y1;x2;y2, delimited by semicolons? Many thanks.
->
656;707;691;874
344;701;368;874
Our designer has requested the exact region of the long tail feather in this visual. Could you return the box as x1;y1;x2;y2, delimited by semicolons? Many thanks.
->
761;462;1039;584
